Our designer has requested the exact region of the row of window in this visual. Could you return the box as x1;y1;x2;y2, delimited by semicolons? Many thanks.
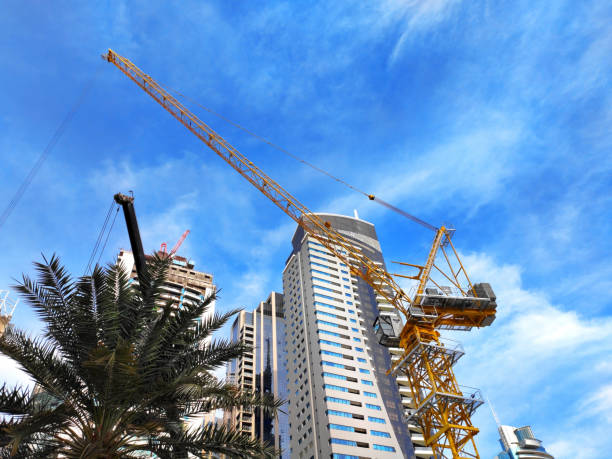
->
330;438;395;452
329;424;391;438
326;408;385;422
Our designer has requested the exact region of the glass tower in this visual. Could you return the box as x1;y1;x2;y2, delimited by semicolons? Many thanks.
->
225;292;288;457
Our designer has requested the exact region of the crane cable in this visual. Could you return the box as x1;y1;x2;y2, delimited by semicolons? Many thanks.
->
96;204;120;267
167;88;438;232
84;200;119;275
0;64;103;231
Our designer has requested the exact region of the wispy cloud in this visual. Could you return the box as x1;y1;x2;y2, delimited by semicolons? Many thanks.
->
383;0;463;65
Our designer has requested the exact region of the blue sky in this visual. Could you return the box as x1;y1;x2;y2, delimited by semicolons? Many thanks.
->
1;1;611;457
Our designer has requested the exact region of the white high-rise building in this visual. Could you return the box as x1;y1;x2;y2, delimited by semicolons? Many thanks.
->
282;214;414;459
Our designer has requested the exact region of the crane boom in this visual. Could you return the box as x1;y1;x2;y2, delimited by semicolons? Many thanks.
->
170;229;190;256
104;49;497;459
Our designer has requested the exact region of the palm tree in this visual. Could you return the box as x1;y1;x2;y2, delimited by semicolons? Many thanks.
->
0;254;280;458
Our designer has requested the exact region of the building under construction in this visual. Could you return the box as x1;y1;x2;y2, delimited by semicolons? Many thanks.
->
117;249;215;314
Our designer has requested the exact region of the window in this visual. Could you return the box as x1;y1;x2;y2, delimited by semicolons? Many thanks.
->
366;403;381;410
310;247;332;256
350;318;357;323
342;278;350;282
330;438;356;447
314;293;335;301
340;263;347;267
357;357;367;363
315;310;340;319
345;293;351;297
359;369;370;374
314;285;337;293
353;337;361;342
327;409;352;418
312;276;334;285
364;391;377;398
355;347;364;352
321;350;343;358
348;309;356;314
325;396;350;405
311;261;335;270
319;339;342;348
373;445;395;452
332;455;359;459
316;320;340;328
319;330;341;338
324;384;349;392
368;416;385;423
311;254;336;263
361;380;373;386
323;372;347;380
346;300;353;305
312;268;337;277
329;423;354;432
322;361;344;369
371;430;391;438
315;301;341;311
341;270;349;274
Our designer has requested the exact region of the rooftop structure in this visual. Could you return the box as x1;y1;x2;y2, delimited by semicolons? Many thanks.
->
495;425;554;459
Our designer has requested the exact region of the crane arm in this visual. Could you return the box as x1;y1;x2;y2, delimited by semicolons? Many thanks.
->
170;229;190;256
105;49;497;459
104;49;415;320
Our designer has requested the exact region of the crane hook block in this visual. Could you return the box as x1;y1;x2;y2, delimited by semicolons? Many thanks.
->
368;194;375;200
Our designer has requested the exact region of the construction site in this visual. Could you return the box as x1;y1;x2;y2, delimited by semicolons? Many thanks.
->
0;50;500;459
1;3;604;458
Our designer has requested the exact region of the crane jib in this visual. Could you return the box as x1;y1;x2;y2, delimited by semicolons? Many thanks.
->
104;48;497;459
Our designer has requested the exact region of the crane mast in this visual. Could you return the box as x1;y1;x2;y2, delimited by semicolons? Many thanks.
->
104;49;497;459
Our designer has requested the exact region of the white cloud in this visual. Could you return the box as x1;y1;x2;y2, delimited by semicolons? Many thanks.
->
580;384;612;424
448;252;612;456
0;355;33;389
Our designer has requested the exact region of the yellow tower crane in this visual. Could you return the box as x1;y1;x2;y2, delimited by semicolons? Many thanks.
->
104;49;497;459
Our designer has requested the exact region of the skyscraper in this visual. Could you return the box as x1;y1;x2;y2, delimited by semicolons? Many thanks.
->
225;292;289;456
495;425;554;459
282;213;414;458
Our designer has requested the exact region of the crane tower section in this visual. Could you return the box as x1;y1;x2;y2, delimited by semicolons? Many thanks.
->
104;49;498;459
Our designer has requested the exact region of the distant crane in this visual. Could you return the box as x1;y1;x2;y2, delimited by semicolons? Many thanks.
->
159;229;190;257
0;290;18;337
169;229;190;256
104;49;497;459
